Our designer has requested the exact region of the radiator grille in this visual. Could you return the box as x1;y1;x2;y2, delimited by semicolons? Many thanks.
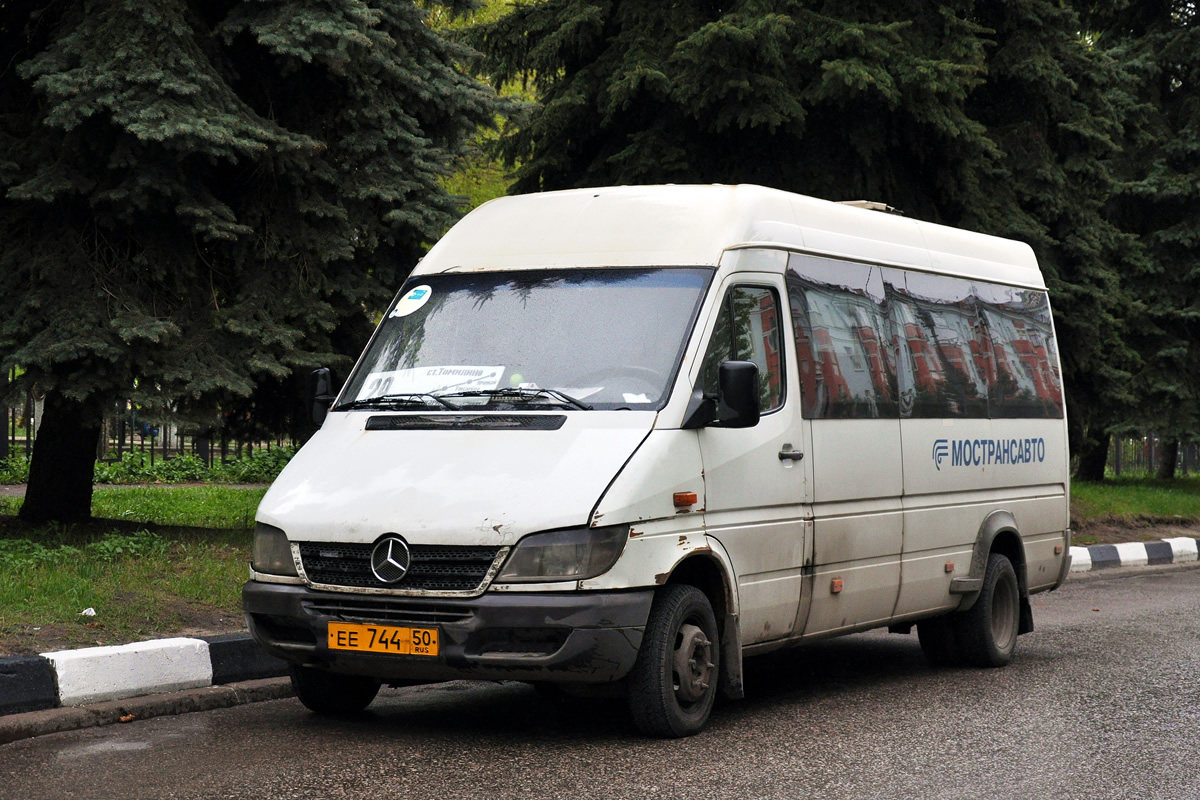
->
299;542;503;592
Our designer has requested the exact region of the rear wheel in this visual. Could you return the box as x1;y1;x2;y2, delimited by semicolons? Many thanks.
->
955;553;1020;667
627;584;720;738
290;665;381;715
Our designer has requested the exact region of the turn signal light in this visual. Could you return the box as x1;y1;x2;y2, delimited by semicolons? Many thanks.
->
831;578;843;594
673;492;698;507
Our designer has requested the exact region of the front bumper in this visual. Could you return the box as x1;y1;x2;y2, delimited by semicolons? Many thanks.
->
242;581;653;684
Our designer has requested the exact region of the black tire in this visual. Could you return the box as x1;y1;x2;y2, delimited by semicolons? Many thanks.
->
627;584;720;738
917;615;961;667
290;665;381;715
954;553;1020;668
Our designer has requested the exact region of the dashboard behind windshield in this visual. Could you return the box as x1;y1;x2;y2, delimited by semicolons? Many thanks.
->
340;268;714;411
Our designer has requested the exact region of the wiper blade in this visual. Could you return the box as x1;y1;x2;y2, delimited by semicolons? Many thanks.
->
335;393;457;411
438;387;592;410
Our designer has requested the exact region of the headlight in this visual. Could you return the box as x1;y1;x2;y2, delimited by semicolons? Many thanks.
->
252;523;298;576
496;525;628;583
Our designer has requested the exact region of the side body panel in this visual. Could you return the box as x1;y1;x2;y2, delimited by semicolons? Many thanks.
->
801;419;903;636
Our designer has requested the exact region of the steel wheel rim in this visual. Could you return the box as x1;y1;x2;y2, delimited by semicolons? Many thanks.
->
991;574;1017;650
672;621;714;706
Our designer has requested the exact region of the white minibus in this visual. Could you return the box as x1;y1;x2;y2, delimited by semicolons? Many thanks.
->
244;184;1071;737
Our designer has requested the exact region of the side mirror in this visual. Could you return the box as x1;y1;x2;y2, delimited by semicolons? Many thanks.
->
717;361;761;428
306;368;337;427
681;360;762;429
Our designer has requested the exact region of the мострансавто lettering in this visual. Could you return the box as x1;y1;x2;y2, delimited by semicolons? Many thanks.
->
932;437;1046;470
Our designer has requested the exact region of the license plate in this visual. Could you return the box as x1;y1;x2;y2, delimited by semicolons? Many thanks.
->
327;622;439;657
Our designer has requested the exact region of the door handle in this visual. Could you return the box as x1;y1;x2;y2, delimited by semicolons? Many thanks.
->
778;446;804;462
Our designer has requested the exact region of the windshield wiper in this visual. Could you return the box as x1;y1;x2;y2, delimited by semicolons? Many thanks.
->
437;387;592;410
335;393;458;411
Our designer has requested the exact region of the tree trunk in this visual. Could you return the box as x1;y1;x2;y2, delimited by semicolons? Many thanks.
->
1156;438;1179;480
1075;433;1110;481
19;392;100;524
0;370;8;463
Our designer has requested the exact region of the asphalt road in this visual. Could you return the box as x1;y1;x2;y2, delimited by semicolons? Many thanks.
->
2;565;1198;800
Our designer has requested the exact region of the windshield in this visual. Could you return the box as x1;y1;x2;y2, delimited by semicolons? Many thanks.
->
339;268;713;411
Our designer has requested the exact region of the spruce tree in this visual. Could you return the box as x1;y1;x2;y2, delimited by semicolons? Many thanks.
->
470;0;1003;220
1081;1;1200;479
964;0;1143;480
0;0;501;522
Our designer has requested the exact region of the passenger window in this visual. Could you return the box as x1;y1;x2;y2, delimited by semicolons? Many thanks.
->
787;255;897;419
974;285;1064;418
700;286;785;412
887;271;989;418
786;254;1062;421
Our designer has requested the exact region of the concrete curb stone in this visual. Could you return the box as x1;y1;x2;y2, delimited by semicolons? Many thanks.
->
45;637;212;706
0;633;288;739
205;633;290;685
1069;536;1198;573
0;655;58;715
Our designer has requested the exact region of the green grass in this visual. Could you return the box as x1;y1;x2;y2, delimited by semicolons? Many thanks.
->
0;486;264;528
1070;475;1200;526
0;531;250;656
90;485;266;529
0;486;263;655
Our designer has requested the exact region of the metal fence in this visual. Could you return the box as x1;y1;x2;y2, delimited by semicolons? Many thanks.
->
2;382;294;468
1108;434;1199;477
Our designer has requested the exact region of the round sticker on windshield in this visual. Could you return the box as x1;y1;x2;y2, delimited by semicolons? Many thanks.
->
390;285;432;318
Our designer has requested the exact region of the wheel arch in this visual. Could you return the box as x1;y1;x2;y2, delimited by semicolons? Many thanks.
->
959;510;1034;634
663;549;744;700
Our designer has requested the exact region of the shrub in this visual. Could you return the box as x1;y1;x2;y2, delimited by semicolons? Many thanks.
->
210;447;296;483
92;447;294;485
0;454;31;484
4;446;295;486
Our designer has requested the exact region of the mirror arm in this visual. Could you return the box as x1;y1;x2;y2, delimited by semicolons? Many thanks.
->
306;367;337;427
681;389;717;429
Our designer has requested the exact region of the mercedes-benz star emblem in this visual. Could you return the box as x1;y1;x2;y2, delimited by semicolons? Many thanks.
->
370;535;411;584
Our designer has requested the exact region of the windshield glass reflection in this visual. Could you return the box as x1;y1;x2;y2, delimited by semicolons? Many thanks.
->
340;268;713;411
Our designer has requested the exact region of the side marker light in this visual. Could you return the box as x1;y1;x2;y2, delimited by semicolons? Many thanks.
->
673;492;698;508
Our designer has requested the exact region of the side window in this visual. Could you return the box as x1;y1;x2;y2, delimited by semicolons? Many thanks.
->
975;286;1064;418
700;286;785;412
887;271;988;418
787;254;897;419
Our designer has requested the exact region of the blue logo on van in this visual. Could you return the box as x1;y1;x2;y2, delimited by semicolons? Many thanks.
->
932;439;950;471
933;437;1046;470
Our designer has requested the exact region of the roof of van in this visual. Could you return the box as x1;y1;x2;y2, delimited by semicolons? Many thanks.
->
415;184;1045;290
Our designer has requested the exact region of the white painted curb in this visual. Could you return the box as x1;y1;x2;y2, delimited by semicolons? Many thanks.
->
1164;537;1199;562
1069;546;1092;572
43;638;212;706
1112;542;1148;567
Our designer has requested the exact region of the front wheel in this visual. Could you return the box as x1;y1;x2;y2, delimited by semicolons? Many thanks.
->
627;584;720;738
290;665;381;715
